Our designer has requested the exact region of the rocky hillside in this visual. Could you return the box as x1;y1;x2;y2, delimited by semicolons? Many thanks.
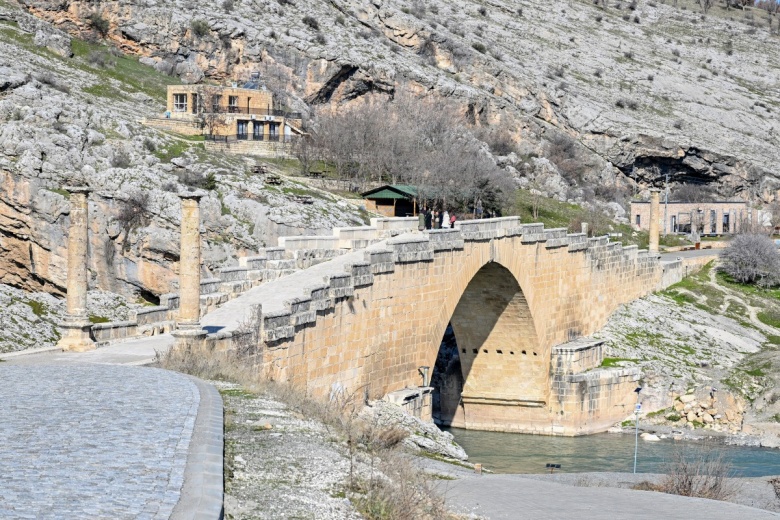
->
595;261;780;447
16;0;780;203
0;0;367;300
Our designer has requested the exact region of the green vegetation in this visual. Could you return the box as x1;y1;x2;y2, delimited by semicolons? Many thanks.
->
71;39;179;101
220;388;257;399
83;83;124;99
758;310;780;329
601;357;638;367
665;413;682;422
89;315;110;324
154;140;200;163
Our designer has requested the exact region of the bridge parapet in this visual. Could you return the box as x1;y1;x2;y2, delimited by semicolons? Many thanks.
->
454;216;521;239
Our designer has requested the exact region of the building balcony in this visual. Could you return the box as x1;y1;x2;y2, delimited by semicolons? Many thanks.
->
213;106;302;119
205;134;295;143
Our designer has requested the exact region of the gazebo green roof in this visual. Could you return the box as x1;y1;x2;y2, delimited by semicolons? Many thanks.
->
361;185;418;200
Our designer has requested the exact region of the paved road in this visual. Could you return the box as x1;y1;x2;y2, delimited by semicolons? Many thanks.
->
661;248;722;262
442;474;780;520
0;334;174;365
0;365;198;519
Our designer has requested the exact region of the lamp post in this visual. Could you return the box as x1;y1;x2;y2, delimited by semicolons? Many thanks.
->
633;387;642;474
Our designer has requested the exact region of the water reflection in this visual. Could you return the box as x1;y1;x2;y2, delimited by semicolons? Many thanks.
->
445;428;780;477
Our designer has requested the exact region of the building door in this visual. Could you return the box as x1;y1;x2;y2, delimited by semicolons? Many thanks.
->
269;123;279;141
710;210;717;234
253;122;264;140
635;214;641;228
237;120;248;139
723;213;730;234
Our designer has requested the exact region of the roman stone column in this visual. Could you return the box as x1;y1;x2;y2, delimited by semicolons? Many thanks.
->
176;191;205;330
57;186;95;352
649;188;661;253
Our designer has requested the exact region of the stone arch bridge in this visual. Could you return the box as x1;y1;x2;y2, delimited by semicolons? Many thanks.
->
198;216;674;435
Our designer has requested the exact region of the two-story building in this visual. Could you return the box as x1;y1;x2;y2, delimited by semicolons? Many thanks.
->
148;74;305;157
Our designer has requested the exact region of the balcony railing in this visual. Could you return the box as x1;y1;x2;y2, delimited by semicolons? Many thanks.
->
205;134;296;143
207;105;302;119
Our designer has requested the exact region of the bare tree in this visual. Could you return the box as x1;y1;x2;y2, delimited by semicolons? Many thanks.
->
195;85;229;136
721;233;780;287
696;0;714;15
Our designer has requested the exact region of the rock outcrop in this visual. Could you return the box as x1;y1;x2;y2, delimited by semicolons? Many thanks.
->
0;1;367;300
15;0;780;199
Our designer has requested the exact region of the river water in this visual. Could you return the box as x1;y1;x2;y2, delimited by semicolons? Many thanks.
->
445;428;780;477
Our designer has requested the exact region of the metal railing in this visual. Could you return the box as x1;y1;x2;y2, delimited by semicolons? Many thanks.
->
206;105;303;118
205;134;296;143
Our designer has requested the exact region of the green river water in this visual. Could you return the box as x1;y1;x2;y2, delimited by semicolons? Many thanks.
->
445;428;780;477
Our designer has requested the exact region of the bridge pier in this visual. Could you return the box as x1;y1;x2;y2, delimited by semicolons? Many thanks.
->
173;191;208;345
57;186;95;352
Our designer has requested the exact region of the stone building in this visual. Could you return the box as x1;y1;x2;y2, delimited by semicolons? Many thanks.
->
147;75;305;157
630;200;751;235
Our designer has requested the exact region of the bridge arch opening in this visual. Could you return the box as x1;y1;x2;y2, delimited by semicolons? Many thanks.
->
431;262;546;429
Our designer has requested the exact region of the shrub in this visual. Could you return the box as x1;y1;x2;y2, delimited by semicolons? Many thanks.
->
35;72;70;93
478;6;487;16
658;445;740;501
335;14;345;25
721;234;780;287
315;33;326;45
88;12;110;37
116;190;150;243
111;149;132;168
302;15;320;31
204;172;218;191
471;41;487;53
190;19;210;38
87;51;110;68
142;138;157;152
222;0;234;13
546;133;587;184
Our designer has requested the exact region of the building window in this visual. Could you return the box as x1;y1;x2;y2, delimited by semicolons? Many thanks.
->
237;120;248;139
173;93;187;112
252;122;264;140
723;213;730;234
211;94;221;113
710;210;717;234
635;214;641;227
229;96;239;113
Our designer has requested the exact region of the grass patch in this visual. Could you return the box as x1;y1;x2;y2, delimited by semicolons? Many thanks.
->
89;315;110;324
601;357;638;367
220;388;257;399
418;451;474;470
23;300;47;317
83;83;123;99
155;140;198;163
757;310;780;329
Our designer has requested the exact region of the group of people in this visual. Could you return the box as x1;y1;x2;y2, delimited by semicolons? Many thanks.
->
418;208;456;231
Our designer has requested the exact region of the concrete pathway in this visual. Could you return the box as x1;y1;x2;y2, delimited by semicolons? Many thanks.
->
440;473;780;519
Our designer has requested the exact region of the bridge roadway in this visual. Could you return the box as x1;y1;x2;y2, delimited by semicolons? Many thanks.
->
0;340;223;520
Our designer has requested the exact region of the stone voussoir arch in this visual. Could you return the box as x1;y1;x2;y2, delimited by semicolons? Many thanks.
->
208;217;663;435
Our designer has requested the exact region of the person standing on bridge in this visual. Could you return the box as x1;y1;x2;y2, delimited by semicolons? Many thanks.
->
442;210;451;229
433;210;440;229
418;209;425;231
450;212;457;227
424;208;432;230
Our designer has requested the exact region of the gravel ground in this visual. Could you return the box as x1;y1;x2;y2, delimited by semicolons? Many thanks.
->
217;381;362;520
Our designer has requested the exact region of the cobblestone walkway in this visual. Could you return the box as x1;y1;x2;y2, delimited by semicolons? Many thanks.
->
0;365;199;520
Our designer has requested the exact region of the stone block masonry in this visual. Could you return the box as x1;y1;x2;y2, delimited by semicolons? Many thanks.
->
200;219;670;436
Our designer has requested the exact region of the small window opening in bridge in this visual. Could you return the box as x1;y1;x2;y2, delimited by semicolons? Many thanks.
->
533;352;538;356
522;350;527;355
482;349;488;353
462;349;466;354
496;350;503;354
510;351;515;355
472;349;478;354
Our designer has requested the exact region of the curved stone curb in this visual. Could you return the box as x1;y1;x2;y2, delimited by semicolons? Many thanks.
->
172;376;224;520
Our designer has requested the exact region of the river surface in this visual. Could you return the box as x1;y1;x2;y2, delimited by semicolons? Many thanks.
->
445;428;780;477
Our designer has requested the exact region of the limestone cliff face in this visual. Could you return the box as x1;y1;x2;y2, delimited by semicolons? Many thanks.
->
16;0;780;199
0;2;366;299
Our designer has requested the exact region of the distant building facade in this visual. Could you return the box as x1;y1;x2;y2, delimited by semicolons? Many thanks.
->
146;74;304;157
630;200;751;235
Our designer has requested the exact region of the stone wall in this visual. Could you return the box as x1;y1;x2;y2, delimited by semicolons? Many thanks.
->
630;201;750;235
204;217;665;435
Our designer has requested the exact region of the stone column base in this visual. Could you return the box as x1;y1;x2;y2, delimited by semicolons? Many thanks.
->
172;325;208;351
57;319;95;352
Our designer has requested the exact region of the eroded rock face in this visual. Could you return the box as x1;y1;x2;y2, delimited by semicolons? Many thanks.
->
0;2;367;300
17;0;780;199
